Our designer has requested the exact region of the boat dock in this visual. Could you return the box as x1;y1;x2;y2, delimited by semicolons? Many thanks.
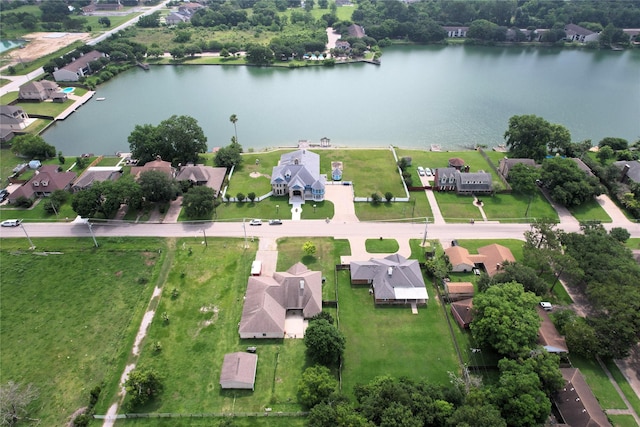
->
56;91;95;120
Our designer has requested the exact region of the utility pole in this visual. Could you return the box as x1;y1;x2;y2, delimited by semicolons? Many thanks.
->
20;223;35;249
202;228;208;247
87;222;98;248
242;218;248;248
421;217;428;246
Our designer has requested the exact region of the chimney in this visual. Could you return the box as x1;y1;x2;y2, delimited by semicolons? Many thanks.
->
621;164;630;182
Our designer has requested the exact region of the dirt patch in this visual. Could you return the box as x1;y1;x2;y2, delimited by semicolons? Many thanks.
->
142;252;156;266
115;271;123;277
249;172;270;179
6;32;92;63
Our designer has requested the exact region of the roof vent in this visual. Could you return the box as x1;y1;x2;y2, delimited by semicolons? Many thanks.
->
387;267;393;276
33;181;39;186
299;280;305;290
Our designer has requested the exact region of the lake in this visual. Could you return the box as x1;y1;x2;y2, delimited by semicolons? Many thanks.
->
43;45;640;156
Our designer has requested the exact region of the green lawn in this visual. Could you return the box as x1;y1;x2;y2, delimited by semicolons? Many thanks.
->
14;98;75;117
604;359;640;417
338;264;460;398
568;198;612;223
455;239;524;261
0;237;165;426
626;238;640;250
433;191;486;222
571;355;627;410
211;197;334;222
608;414;639;427
114;417;307;427
365;238;399;253
480;192;559;223
354;195;433;222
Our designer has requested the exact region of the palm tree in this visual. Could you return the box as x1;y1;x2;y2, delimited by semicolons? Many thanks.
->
229;114;238;143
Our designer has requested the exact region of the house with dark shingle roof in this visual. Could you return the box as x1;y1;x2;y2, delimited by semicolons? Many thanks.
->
613;160;640;185
555;368;611;426
239;263;322;339
19;81;65;102
497;157;537;179
451;298;474;329
72;166;122;192
537;305;568;354
348;24;366;38
8;165;76;204
350;254;428;306
219;352;258;390
434;167;493;194
564;23;599;43
271;149;325;204
0;106;29;131
53;50;105;82
175;164;226;195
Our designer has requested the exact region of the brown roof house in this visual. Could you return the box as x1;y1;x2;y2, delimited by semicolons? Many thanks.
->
219;352;258;390
554;368;611;427
497;157;537;179
53;50;105;82
350;254;429;307
445;244;515;276
19;80;66;102
0;106;30;137
564;23;600;43
130;157;175;180
451;298;474;329
239;263;322;339
175;164;226;195
444;281;475;302
537;305;568;354
72;166;122;192
8;165;76;204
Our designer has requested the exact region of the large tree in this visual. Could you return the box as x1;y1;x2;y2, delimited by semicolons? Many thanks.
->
470;282;541;357
128;115;207;166
10;135;56;159
182;186;216;219
304;318;345;367
491;358;552;427
138;170;177;203
245;44;275;66
0;381;39;427
297;365;338;409
214;139;243;170
507;163;540;195
124;367;162;409
503;115;571;162
540;157;603;207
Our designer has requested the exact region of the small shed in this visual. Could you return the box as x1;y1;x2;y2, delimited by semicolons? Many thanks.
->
220;352;258;390
448;157;465;170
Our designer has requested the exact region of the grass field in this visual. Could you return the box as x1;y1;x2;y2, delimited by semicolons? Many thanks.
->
354;193;433;222
338;269;460;396
365;238;399;253
568;198;612;223
608;414;639;427
605;359;640;417
571;355;627;410
0;237;165;426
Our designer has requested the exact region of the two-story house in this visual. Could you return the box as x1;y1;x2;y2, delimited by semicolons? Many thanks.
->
270;149;326;204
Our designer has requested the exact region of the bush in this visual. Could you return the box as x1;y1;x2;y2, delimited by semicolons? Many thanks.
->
14;196;33;208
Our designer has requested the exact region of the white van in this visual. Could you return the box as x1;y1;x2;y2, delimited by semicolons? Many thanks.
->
1;219;22;227
251;260;262;276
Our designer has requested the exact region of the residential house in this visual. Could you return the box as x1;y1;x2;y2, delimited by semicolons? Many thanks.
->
451;298;474;329
130;157;175;180
537;305;568;354
19;81;66;102
564;24;600;43
239;263;322;339
613;160;640;184
72;166;122;192
497;157;536;179
271;149;326;203
445;244;515;276
53;50;105;82
219;352;258;390
175;164;226;195
8;165;76;203
444;281;474;302
335;40;351;51
570;157;595;177
0;106;30;131
350;254;429;306
443;26;468;38
165;12;190;25
348;24;366;38
434;168;493;194
554;368;611;427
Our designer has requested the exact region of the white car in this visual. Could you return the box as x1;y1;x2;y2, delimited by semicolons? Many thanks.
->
249;219;262;226
1;219;22;227
539;302;552;311
424;167;432;177
417;166;425;176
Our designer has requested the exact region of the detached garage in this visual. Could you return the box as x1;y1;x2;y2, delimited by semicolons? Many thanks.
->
220;352;258;390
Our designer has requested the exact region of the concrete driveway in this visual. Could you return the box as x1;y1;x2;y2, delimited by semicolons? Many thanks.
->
324;184;358;222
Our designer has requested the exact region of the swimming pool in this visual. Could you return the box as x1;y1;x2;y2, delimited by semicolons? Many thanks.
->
62;87;75;94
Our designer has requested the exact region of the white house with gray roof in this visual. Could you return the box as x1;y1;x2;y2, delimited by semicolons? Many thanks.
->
350;254;428;306
271;149;326;204
434;167;493;194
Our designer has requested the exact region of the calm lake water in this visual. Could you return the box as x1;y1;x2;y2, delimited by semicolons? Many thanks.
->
43;45;640;156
